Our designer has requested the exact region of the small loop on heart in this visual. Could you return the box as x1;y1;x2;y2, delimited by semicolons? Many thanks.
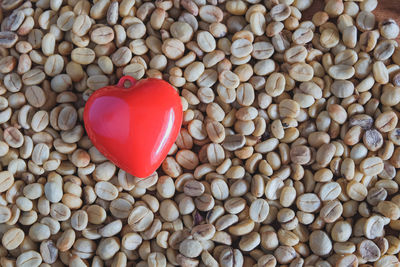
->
117;76;137;89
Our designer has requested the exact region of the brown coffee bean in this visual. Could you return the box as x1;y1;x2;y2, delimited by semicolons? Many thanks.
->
222;134;245;151
0;31;18;48
184;179;205;197
290;145;311;165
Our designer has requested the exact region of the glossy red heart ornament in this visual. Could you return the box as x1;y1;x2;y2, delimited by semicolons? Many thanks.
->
84;76;182;178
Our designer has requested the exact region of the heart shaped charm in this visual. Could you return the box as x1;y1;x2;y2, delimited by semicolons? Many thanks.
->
84;76;182;178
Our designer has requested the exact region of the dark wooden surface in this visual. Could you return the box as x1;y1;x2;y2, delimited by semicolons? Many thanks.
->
303;0;400;37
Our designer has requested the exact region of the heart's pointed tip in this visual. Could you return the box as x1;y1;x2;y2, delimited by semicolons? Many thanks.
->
122;165;159;179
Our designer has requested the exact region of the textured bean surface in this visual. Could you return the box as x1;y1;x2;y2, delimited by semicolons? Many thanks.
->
0;0;400;266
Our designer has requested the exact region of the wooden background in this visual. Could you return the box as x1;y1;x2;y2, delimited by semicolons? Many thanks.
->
303;0;400;36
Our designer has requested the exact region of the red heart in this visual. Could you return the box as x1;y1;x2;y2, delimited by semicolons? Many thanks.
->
84;76;182;178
